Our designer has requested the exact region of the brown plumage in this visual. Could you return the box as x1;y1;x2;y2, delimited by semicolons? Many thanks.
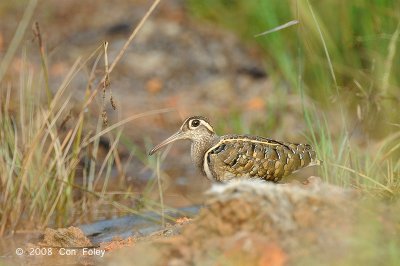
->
149;116;320;182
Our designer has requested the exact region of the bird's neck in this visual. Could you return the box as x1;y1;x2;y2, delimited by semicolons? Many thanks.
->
190;134;218;174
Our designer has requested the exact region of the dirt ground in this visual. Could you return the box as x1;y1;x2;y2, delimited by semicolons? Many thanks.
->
9;177;359;266
6;178;400;265
104;177;360;266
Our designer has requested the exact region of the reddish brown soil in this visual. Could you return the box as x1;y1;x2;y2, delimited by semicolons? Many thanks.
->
105;178;358;266
100;237;135;252
10;179;398;265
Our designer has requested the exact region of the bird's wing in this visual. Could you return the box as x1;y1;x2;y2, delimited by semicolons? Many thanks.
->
203;135;317;182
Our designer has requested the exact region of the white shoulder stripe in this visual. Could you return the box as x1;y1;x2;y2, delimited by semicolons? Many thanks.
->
203;140;225;181
220;138;281;146
201;121;214;133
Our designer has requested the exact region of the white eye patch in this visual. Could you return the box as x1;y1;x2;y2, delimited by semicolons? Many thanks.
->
188;119;214;132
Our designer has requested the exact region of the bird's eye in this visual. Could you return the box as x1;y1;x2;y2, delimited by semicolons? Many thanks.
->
191;119;200;128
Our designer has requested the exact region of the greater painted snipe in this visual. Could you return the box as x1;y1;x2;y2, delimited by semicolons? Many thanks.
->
149;116;320;182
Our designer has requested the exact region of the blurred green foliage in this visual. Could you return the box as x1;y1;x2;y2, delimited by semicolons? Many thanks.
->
188;0;400;136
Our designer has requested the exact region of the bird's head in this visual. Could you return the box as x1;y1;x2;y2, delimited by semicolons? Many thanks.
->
149;116;215;155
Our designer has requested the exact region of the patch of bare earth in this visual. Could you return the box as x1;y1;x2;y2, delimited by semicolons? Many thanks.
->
11;227;96;265
101;237;135;252
37;227;93;248
106;177;358;265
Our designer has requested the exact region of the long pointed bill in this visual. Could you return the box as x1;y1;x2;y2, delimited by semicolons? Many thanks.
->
149;131;185;155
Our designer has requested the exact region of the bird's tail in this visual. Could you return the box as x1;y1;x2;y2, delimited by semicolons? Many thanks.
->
309;158;323;166
285;142;322;169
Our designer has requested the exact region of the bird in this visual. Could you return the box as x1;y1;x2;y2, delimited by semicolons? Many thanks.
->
149;116;320;183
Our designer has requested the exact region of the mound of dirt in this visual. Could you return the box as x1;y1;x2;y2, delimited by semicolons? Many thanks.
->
106;178;358;265
39;226;93;248
13;227;96;266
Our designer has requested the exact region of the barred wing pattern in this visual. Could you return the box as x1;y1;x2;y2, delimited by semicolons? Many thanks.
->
203;135;317;182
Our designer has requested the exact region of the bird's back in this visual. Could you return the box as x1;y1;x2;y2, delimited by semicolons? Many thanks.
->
203;134;319;182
